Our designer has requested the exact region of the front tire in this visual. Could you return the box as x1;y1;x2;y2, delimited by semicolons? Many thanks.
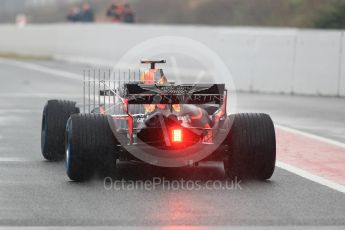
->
223;113;276;180
41;100;79;161
65;114;118;181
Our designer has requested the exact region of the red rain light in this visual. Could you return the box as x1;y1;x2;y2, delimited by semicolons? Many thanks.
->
172;129;182;142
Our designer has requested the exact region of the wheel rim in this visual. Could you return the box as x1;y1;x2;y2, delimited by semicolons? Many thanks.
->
41;112;47;153
66;141;71;175
65;118;72;175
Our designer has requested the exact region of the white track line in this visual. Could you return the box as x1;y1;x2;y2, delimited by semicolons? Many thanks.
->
0;59;81;81
0;157;33;162
276;161;345;194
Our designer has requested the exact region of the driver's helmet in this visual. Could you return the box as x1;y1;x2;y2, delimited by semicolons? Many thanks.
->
141;69;168;113
140;69;165;84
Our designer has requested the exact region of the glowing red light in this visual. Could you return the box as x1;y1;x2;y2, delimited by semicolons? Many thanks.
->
172;129;182;142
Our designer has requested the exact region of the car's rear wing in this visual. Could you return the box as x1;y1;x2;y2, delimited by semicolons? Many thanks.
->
81;68;226;115
123;84;226;104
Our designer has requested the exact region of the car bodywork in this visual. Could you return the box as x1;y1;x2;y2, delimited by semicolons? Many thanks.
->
92;77;230;166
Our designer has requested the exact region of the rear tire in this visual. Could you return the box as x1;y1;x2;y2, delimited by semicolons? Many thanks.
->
41;100;79;161
223;113;276;180
65;114;118;181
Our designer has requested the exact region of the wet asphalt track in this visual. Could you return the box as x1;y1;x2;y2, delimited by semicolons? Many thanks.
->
0;59;345;228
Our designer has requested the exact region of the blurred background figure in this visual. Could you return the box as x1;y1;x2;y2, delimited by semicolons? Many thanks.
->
66;5;80;23
122;3;135;23
79;2;94;22
106;2;135;23
106;3;121;23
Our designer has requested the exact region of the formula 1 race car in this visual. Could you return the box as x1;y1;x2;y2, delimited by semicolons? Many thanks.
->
41;60;276;181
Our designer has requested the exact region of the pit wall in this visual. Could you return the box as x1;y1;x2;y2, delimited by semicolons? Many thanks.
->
0;24;344;96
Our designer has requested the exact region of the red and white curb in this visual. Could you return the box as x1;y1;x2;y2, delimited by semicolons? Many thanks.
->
276;125;345;194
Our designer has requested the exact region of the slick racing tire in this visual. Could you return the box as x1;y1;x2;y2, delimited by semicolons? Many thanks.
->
65;114;118;181
224;113;276;180
41;100;79;161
